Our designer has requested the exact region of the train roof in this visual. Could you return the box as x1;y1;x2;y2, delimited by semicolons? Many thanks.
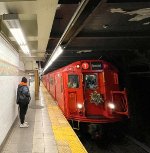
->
44;60;118;75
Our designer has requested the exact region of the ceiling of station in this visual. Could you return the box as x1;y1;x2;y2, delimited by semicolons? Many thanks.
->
45;0;150;75
0;0;58;62
0;0;150;75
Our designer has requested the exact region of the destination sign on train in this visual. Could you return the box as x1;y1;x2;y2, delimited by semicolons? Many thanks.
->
91;62;102;70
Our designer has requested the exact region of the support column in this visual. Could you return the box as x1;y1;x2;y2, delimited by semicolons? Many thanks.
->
34;69;39;100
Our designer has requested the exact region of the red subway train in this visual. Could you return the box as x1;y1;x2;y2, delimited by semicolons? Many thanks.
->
42;60;129;129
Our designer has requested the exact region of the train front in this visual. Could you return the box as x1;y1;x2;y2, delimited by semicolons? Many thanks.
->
66;60;129;124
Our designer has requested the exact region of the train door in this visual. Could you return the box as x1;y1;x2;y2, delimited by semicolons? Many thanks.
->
83;73;104;117
67;73;80;115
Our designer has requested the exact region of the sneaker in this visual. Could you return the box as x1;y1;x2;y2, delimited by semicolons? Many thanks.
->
24;122;28;125
20;123;29;128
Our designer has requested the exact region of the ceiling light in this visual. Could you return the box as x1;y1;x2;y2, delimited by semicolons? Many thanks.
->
43;46;63;72
2;14;30;55
77;50;92;54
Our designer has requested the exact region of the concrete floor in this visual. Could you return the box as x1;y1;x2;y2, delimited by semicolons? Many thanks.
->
1;82;58;153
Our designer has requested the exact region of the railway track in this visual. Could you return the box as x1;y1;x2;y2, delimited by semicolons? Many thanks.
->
77;131;150;153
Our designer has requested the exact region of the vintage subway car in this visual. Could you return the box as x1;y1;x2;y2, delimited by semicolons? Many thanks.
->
42;60;129;128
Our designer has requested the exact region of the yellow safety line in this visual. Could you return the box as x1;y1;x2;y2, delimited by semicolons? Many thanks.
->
41;84;87;153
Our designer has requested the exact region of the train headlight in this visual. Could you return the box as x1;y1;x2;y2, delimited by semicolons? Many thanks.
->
77;103;83;109
108;103;115;109
76;64;80;68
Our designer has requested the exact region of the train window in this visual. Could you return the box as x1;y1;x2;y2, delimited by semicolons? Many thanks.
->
50;77;54;85
68;75;79;88
85;74;97;89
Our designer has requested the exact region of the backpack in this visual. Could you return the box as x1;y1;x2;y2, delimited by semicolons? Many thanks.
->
16;86;30;105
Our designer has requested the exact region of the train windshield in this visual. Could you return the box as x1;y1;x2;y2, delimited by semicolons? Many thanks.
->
68;75;79;88
85;74;97;89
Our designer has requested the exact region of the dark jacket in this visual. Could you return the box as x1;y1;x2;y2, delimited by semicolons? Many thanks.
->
17;82;31;104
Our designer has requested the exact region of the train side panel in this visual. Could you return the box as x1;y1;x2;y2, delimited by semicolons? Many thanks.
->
42;75;47;87
49;73;56;99
55;72;65;113
46;73;50;92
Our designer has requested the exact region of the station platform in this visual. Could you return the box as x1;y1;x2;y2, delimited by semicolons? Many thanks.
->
1;82;87;153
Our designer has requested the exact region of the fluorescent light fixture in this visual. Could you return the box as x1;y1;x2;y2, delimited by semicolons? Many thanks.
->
51;46;63;62
2;14;30;55
43;46;63;72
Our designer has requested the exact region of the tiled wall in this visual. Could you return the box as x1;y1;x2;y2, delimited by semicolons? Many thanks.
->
0;35;25;146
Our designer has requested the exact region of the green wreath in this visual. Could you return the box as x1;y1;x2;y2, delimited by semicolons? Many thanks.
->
90;91;104;105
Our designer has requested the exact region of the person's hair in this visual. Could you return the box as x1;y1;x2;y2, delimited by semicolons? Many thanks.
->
21;77;27;83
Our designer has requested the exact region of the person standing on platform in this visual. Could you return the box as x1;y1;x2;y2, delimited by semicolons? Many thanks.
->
16;77;31;128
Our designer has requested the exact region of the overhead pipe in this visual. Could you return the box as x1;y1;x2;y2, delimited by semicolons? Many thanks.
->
59;0;103;47
43;0;103;73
